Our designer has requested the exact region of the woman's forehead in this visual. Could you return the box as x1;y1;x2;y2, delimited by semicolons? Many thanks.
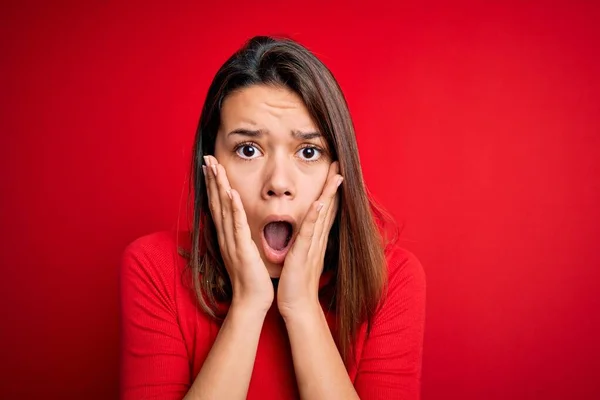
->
220;85;317;132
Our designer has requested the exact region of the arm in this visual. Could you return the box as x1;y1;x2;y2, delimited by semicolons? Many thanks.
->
120;239;268;400
353;248;427;399
282;247;426;400
120;239;192;400
184;303;267;400
277;162;356;398
185;157;274;399
283;304;359;400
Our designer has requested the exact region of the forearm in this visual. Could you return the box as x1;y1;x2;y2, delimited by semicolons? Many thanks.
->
284;304;359;400
184;304;266;400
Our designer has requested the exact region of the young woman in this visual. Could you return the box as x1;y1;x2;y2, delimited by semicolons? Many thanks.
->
120;36;426;399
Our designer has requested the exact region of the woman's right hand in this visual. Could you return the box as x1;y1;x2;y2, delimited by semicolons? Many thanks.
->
203;155;274;313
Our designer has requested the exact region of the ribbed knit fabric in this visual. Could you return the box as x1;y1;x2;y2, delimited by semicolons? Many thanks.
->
120;230;426;399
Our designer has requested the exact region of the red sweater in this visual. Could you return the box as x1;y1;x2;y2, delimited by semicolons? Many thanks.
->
120;230;426;399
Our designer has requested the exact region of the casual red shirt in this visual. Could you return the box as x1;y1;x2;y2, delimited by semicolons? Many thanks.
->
120;230;426;399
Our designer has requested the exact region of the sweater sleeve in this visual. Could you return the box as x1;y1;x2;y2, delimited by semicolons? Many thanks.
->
354;246;427;399
119;233;191;400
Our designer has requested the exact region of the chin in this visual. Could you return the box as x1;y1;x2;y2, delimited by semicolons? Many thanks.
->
265;261;283;278
252;229;293;278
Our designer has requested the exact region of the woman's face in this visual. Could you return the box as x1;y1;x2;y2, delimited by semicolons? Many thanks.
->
214;84;332;277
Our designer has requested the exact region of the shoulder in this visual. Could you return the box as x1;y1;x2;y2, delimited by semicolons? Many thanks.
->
122;230;189;257
122;230;190;265
384;241;426;287
371;207;425;288
120;230;191;294
377;241;427;317
352;241;426;395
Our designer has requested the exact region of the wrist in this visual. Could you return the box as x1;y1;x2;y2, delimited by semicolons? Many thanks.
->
279;299;323;324
230;297;272;319
231;284;274;314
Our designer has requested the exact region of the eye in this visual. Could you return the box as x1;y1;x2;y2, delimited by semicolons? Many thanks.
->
235;143;262;160
297;146;322;162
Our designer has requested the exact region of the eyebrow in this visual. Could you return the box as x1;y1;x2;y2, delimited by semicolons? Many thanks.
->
227;128;322;140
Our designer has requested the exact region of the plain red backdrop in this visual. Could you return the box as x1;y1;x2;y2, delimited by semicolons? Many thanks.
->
1;1;599;398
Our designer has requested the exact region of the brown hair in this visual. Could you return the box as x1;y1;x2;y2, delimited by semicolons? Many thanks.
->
182;35;398;366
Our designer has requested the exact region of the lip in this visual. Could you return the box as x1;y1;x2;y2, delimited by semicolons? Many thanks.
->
260;214;297;265
261;214;298;233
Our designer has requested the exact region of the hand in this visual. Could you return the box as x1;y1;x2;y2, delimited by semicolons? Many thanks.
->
277;161;343;319
203;155;274;313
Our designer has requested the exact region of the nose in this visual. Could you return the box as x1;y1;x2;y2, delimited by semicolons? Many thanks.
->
261;153;295;200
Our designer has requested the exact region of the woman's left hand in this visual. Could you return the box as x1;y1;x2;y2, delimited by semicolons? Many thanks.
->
277;161;343;320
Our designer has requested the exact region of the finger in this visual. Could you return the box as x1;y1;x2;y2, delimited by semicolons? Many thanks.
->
322;181;340;236
205;156;235;255
325;189;340;232
318;187;340;261
202;163;215;222
323;172;342;233
310;176;342;259
229;188;253;252
212;161;237;258
204;155;227;249
311;162;343;254
289;200;323;259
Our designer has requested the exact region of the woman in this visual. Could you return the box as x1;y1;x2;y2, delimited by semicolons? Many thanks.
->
120;36;426;399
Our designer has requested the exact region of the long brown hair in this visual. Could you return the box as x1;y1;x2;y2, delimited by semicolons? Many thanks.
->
182;35;398;366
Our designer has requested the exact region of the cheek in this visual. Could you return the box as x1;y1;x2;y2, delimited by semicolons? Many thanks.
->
227;171;260;218
229;176;255;203
298;175;327;204
221;162;250;192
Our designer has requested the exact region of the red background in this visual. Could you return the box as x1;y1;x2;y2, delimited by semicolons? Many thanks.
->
1;1;599;398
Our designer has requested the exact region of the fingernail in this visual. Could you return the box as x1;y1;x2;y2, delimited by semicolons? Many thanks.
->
336;177;344;187
317;202;324;212
211;164;218;176
202;165;207;175
203;155;209;166
226;189;232;200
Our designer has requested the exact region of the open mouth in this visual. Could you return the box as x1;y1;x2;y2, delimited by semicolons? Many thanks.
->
263;221;293;251
261;221;295;265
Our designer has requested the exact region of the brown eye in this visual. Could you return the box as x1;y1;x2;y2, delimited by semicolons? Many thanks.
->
235;144;262;160
297;146;321;161
303;148;315;158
